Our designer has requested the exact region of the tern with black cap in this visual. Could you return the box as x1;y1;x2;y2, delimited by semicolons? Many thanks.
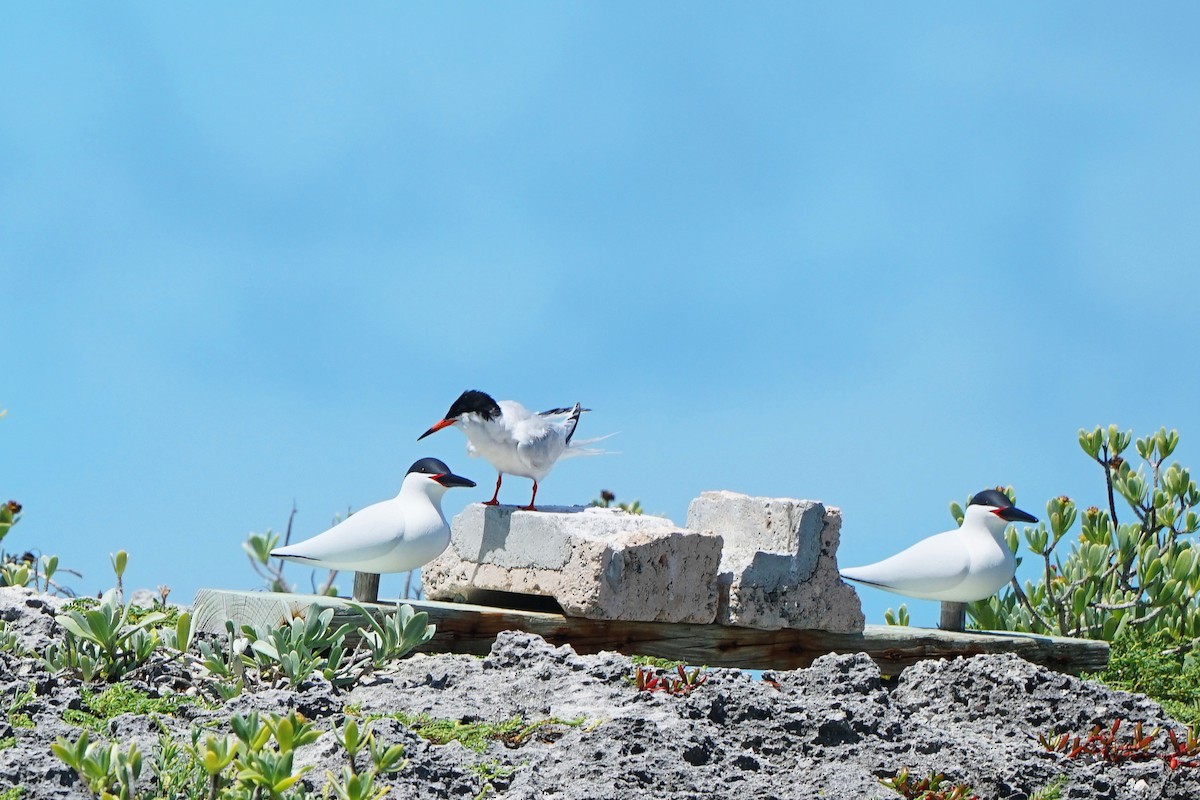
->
839;489;1038;602
418;390;604;511
270;458;475;573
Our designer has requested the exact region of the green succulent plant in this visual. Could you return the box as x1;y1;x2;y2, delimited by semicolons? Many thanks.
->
967;426;1200;652
45;586;168;682
0;620;25;656
242;608;360;688
54;712;410;800
52;731;146;800
351;601;436;668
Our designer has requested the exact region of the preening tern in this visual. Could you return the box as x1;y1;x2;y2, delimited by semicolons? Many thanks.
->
418;389;600;511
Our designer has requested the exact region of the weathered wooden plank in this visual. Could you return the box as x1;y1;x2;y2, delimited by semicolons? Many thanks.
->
191;588;1109;676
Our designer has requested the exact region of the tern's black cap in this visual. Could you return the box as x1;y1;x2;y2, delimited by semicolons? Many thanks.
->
408;457;476;488
445;390;501;421
969;488;1038;523
969;489;1015;508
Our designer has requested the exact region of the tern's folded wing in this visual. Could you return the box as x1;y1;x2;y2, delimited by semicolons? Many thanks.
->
840;531;970;598
270;501;399;566
514;419;567;473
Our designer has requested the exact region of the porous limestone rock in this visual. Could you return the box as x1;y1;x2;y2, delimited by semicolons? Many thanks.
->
686;490;865;632
0;600;1190;800
421;504;723;623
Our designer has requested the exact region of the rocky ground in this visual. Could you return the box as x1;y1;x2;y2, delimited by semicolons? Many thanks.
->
1;587;1198;799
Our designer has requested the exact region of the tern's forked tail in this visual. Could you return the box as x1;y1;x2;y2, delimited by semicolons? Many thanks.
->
561;432;618;459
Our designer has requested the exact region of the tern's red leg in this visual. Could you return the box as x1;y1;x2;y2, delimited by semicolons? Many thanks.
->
521;481;539;512
483;473;502;506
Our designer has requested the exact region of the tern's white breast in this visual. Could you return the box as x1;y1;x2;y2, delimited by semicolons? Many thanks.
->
370;493;449;573
954;528;1016;599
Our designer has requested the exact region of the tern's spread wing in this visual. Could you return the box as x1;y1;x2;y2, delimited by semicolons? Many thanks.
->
271;501;400;567
840;530;970;599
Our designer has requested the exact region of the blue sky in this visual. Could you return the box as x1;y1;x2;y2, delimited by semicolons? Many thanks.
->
3;4;1199;627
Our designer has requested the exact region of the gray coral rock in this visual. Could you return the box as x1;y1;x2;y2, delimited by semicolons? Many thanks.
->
1;590;1198;799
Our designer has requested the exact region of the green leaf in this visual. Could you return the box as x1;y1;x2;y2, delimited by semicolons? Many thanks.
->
1136;436;1153;460
110;550;128;579
371;741;407;773
1079;427;1103;459
56;615;94;642
173;612;193;652
1107;425;1131;456
1158;428;1179;459
250;640;280;661
124;612;168;635
1171;548;1196;583
1024;527;1048;556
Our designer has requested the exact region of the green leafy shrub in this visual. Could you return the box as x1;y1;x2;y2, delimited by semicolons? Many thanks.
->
6;681;35;730
0;619;26;656
236;602;436;691
54;712;407;800
1088;632;1200;728
967;426;1200;648
45;587;168;681
52;731;146;800
194;619;251;701
242;608;360;689
351;601;436;667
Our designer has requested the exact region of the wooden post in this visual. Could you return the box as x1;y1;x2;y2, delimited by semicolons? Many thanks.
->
353;572;380;604
940;601;966;632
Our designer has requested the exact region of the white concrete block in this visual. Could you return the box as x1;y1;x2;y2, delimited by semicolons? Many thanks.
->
686;490;865;633
422;504;723;624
